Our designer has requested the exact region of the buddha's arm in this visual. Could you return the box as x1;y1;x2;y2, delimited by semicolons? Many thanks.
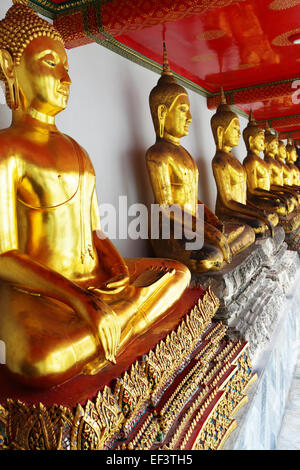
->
146;157;173;205
272;183;299;198
255;188;290;211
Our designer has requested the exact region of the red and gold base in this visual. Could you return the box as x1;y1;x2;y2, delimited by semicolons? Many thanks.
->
0;287;256;451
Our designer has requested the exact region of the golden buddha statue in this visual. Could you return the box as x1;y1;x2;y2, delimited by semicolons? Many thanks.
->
277;140;293;186
0;1;191;389
146;45;255;273
242;112;289;217
286;139;300;189
263;124;299;210
211;91;278;238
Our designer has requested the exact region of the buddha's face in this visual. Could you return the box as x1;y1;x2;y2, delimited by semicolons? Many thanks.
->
223;118;241;148
265;138;279;158
250;132;265;153
287;148;297;163
278;143;287;162
164;94;192;139
15;36;71;116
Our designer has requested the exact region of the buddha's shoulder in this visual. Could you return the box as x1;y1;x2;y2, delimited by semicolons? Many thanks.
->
146;141;187;164
243;153;261;165
212;151;233;165
61;133;90;157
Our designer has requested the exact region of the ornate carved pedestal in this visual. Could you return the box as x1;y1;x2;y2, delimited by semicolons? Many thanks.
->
0;287;256;451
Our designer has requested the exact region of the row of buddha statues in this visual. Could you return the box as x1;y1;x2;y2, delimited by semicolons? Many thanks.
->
146;44;300;274
0;0;299;391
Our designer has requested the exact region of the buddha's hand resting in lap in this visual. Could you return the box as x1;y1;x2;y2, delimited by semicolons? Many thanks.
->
78;292;121;364
88;272;130;295
88;262;130;295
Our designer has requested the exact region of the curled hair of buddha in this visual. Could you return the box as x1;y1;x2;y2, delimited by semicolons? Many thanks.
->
210;88;238;145
149;43;188;135
243;110;264;151
0;0;64;108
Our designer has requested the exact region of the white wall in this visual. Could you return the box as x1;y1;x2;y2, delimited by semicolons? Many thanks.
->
0;0;248;258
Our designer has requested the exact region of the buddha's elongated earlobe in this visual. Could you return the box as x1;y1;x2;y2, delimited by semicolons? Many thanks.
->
217;126;224;150
9;76;20;110
0;49;20;110
248;135;254;150
159;119;165;139
158;104;167;138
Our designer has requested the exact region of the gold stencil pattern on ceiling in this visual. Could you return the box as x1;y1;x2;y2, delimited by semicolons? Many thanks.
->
232;63;255;70
191;53;215;62
197;30;226;41
269;0;300;10
272;28;300;46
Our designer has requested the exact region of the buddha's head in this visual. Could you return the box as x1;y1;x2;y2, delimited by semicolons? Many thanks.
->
243;110;265;155
149;43;192;142
0;0;70;118
264;123;279;159
277;140;287;163
286;139;298;164
210;88;241;152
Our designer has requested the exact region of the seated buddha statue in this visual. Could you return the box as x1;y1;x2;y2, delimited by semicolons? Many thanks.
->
145;45;255;273
0;1;191;389
263;124;299;211
277;140;293;186
286;139;300;189
211;91;278;238
242;112;289;217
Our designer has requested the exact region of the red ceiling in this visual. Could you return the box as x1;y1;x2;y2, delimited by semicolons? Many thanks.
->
31;0;300;136
116;1;299;91
113;0;300;128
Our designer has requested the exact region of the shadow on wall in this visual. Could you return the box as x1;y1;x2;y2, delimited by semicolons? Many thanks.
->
191;105;217;211
118;70;154;257
197;155;212;207
121;76;153;207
